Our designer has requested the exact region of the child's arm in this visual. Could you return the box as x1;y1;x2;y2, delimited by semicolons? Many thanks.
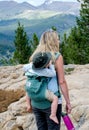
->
23;63;56;77
26;93;32;112
23;63;32;72
34;64;56;77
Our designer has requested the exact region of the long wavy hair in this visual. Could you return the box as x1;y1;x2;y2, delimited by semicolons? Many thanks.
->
30;30;60;62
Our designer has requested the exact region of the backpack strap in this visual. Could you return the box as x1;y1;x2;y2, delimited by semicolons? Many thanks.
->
50;52;61;64
53;52;61;97
55;52;61;60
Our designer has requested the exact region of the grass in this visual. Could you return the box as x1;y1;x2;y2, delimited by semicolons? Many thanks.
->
65;68;75;75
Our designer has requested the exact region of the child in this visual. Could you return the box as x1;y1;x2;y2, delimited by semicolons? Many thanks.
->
23;52;61;124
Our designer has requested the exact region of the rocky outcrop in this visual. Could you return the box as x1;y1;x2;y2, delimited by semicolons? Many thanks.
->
0;64;89;130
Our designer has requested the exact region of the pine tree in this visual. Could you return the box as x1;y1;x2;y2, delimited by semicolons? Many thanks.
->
61;0;89;64
13;22;31;64
76;0;89;63
60;28;79;64
30;33;39;53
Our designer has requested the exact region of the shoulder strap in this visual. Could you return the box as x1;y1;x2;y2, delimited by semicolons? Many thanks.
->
51;52;61;64
55;52;61;60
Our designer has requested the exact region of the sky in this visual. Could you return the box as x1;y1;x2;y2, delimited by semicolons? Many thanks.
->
0;0;78;6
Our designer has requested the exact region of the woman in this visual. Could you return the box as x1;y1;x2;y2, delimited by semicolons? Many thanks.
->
27;29;72;130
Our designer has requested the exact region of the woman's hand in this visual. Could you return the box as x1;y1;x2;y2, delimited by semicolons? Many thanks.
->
66;103;72;114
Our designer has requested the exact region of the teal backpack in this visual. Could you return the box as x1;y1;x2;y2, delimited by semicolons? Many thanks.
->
25;75;48;101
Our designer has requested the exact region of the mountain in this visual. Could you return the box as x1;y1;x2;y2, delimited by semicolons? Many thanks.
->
37;1;80;15
0;0;80;19
0;0;80;63
0;1;36;19
0;14;76;61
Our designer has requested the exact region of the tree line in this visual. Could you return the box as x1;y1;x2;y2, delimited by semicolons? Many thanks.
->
1;0;89;65
60;0;89;64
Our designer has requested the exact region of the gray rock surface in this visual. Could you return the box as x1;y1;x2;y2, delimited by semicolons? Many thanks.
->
0;64;89;130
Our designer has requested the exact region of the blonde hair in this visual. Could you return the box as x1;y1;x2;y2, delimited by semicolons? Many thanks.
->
30;30;60;62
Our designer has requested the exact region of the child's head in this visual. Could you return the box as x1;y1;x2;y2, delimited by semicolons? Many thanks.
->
32;52;52;69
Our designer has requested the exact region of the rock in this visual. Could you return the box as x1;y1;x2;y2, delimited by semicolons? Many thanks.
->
0;64;89;130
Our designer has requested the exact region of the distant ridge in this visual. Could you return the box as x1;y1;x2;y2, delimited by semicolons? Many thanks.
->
0;1;36;19
37;1;80;15
0;0;80;19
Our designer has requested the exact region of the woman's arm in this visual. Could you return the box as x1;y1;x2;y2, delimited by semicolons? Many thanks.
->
55;55;71;114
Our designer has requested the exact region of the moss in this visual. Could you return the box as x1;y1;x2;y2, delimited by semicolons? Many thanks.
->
65;68;74;75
